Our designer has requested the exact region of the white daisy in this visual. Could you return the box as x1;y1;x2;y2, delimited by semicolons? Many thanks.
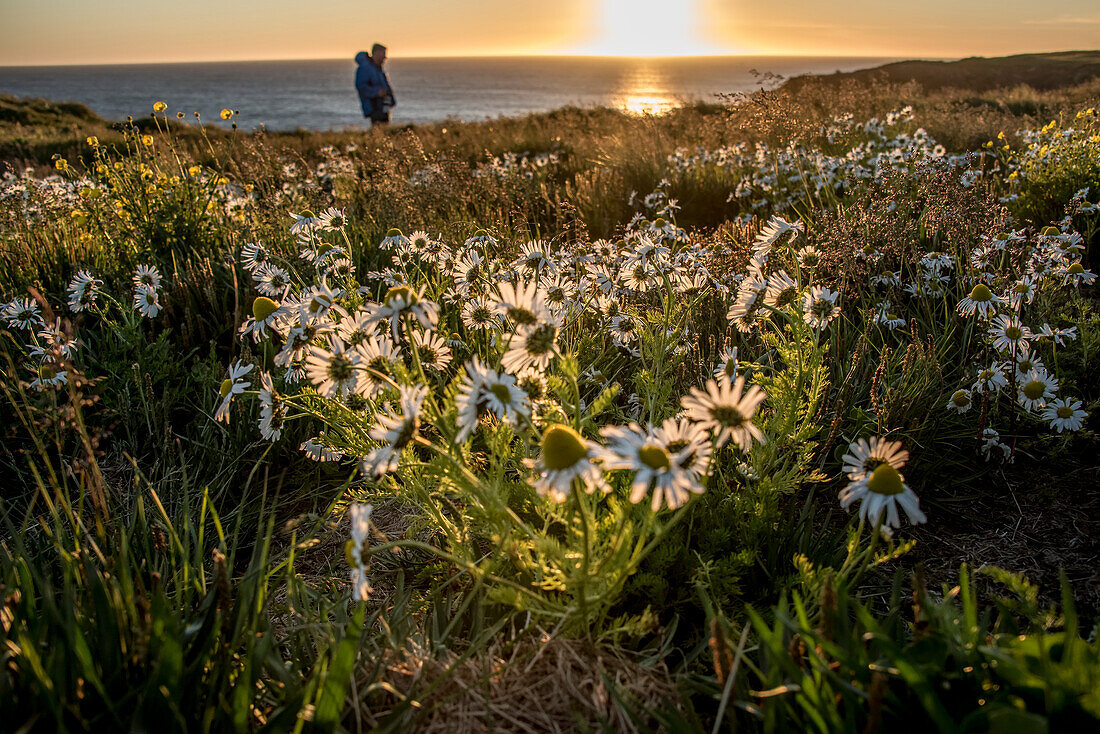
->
454;358;530;442
316;206;347;231
298;281;342;322
240;242;270;271
132;264;162;291
379;227;410;250
841;436;908;480
797;245;822;269
239;296;290;342
972;364;1008;393
1006;276;1036;309
29;319;79;361
989;315;1031;355
67;270;101;313
257;371;286;441
347;503;373;601
1017;370;1058;411
980;428;1012;462
453;250;489;295
1061;261;1096;287
410;329;453;372
253;263;293;297
1041;397;1087;433
461;297;500;331
680;376;766;452
215;360;253;423
28;363;67;391
2;297;43;330
727;275;766;331
764;270;799;309
300;438;344;462
654;417;713;477
803;286;841;328
712;347;739;384
289;208;321;234
1035;324;1077;346
599;423;704;511
501;318;560;374
838;445;926;537
368;284;440;340
956;283;1003;318
524;424;608;503
133;285;161;318
493;279;549;327
946;388;972;414
1010;354;1046;384
362;384;428;477
354;334;402;398
305;337;361;398
753;216;803;255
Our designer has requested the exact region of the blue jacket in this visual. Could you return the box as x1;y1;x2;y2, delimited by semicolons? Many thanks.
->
355;52;395;120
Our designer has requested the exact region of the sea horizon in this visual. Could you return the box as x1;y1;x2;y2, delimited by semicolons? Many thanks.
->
0;53;940;69
0;55;906;130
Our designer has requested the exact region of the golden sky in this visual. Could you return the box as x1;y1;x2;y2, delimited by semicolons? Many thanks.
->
1;0;1098;65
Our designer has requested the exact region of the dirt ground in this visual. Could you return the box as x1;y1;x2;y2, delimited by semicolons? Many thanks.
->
898;457;1100;625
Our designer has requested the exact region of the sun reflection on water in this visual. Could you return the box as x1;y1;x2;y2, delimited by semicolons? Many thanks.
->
611;63;679;116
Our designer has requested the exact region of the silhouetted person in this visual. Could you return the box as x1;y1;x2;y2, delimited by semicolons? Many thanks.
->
356;44;395;126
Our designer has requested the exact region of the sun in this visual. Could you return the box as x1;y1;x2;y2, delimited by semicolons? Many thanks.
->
575;0;729;57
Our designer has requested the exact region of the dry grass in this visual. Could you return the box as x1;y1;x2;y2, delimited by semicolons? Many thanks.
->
371;634;678;733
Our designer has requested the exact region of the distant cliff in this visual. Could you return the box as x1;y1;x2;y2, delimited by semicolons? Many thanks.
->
782;51;1100;93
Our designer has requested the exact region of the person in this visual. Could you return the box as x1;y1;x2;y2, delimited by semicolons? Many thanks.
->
355;44;395;126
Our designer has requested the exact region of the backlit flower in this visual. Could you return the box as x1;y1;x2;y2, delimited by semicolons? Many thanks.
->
599;423;703;510
524;424;608;502
680;377;766;452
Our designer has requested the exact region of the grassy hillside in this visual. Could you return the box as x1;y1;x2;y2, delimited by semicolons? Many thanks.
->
783;50;1100;93
1;58;1099;732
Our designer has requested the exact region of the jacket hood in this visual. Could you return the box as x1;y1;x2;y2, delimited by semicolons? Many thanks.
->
355;51;368;65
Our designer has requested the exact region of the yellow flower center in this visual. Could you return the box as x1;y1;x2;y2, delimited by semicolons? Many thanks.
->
252;296;279;321
540;425;587;471
1005;326;1022;340
724;360;737;377
384;285;414;306
488;382;513;405
1041;226;1060;237
1023;380;1046;400
309;294;332;313
968;284;992;303
638;443;671;471
866;464;904;496
952;390;969;406
299;209;316;219
219;378;233;399
386;228;403;238
1067;262;1085;275
38;365;56;380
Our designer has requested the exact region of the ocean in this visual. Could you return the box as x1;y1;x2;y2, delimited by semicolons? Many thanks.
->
0;56;898;131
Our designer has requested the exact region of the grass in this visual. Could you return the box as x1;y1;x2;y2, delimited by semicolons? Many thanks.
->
1;58;1099;732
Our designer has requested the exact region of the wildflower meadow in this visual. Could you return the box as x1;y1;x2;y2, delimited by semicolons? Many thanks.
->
1;78;1099;731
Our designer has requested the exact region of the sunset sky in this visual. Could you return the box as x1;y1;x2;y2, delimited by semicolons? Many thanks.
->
1;0;1098;65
